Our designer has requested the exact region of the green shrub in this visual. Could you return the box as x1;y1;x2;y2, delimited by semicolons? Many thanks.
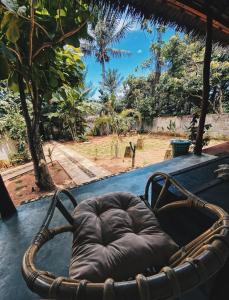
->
186;114;212;147
0;101;29;163
9;150;31;165
93;116;112;136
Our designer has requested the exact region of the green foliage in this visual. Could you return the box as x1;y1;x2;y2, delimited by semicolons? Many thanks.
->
0;104;26;144
110;114;130;136
103;69;123;96
167;120;176;136
122;35;229;121
0;87;30;162
93;108;142;136
186;114;212;147
122;75;155;122
93;115;112;136
48;84;93;141
140;24;165;86
0;0;91;187
9;150;30;165
0;0;89;86
81;11;131;83
155;36;229;115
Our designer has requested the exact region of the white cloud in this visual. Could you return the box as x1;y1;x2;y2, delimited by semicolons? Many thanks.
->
137;49;142;54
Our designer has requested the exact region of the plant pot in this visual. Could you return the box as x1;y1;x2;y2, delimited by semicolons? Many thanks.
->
170;139;191;158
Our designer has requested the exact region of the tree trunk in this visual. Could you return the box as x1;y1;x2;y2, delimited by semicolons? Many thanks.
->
218;89;224;114
194;15;213;155
18;71;55;191
129;142;136;168
101;60;106;87
154;27;163;85
32;122;55;190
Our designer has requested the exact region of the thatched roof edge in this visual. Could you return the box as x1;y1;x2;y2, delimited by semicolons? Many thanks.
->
85;0;229;45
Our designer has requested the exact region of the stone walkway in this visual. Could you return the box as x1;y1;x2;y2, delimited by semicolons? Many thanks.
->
1;162;34;181
46;141;111;185
1;142;110;185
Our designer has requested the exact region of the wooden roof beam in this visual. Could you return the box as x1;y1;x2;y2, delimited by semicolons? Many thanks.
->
166;0;229;34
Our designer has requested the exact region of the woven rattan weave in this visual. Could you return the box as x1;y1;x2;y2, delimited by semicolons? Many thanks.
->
22;172;229;300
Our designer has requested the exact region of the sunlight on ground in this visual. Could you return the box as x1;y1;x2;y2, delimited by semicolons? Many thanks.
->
66;134;226;174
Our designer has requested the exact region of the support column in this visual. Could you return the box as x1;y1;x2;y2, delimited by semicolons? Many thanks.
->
0;174;16;219
194;14;213;155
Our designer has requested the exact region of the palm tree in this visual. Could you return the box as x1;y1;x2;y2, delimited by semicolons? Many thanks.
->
103;68;123;96
81;13;132;85
141;25;165;86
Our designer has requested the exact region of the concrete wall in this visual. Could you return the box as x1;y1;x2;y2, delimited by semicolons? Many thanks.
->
149;113;229;138
0;137;16;160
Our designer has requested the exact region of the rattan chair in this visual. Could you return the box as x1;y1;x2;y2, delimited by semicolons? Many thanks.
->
22;172;229;300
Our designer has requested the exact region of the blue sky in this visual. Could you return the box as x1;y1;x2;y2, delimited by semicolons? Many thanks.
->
82;23;177;99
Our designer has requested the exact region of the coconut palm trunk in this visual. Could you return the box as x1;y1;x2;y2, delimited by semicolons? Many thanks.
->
101;60;106;86
80;13;132;86
154;28;163;85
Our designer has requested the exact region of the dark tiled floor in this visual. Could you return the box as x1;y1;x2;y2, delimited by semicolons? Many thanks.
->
0;154;218;300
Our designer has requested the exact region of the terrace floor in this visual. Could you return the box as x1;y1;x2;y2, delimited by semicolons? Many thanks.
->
1;153;228;300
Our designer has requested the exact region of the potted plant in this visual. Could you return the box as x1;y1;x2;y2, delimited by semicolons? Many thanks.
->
170;139;192;157
167;120;191;157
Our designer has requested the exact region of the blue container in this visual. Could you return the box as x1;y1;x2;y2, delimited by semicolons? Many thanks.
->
170;139;192;157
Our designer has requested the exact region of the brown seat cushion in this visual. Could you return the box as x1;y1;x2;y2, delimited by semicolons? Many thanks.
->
69;192;178;282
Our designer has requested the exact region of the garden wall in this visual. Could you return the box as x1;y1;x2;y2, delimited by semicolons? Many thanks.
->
0;137;16;160
149;113;229;139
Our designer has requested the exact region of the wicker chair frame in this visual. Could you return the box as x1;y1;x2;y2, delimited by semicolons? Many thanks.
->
22;172;229;300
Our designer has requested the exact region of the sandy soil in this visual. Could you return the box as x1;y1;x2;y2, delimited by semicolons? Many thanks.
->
66;134;226;174
5;161;72;206
3;134;227;206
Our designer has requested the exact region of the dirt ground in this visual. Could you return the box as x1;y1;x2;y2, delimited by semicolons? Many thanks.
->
5;161;72;206
3;134;227;206
66;134;227;174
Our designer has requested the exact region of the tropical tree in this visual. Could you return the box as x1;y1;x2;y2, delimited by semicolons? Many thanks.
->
49;84;93;141
103;68;123;96
0;81;29;163
0;91;28;158
0;0;89;190
156;35;229;115
141;24;165;86
123;35;229;124
122;74;155;122
81;12;131;84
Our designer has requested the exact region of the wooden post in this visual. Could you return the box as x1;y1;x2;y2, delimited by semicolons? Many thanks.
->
194;14;213;155
0;174;16;219
129;142;136;168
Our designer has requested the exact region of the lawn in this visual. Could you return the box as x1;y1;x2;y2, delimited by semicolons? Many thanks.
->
66;134;226;174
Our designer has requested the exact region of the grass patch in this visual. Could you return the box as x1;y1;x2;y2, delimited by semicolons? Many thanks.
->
71;135;171;159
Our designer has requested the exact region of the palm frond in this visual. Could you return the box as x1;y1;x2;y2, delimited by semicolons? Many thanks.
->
141;57;154;69
110;20;133;45
80;40;97;56
107;48;131;57
103;68;123;94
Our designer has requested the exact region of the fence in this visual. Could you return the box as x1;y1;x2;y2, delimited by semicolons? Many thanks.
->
146;113;229;139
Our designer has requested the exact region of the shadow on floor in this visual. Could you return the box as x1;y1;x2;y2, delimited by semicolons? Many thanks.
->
0;154;218;300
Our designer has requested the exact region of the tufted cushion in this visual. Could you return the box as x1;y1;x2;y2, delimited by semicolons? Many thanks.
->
69;192;178;282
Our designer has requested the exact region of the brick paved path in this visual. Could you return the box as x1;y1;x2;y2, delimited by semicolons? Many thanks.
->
1;142;110;185
46;141;111;185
